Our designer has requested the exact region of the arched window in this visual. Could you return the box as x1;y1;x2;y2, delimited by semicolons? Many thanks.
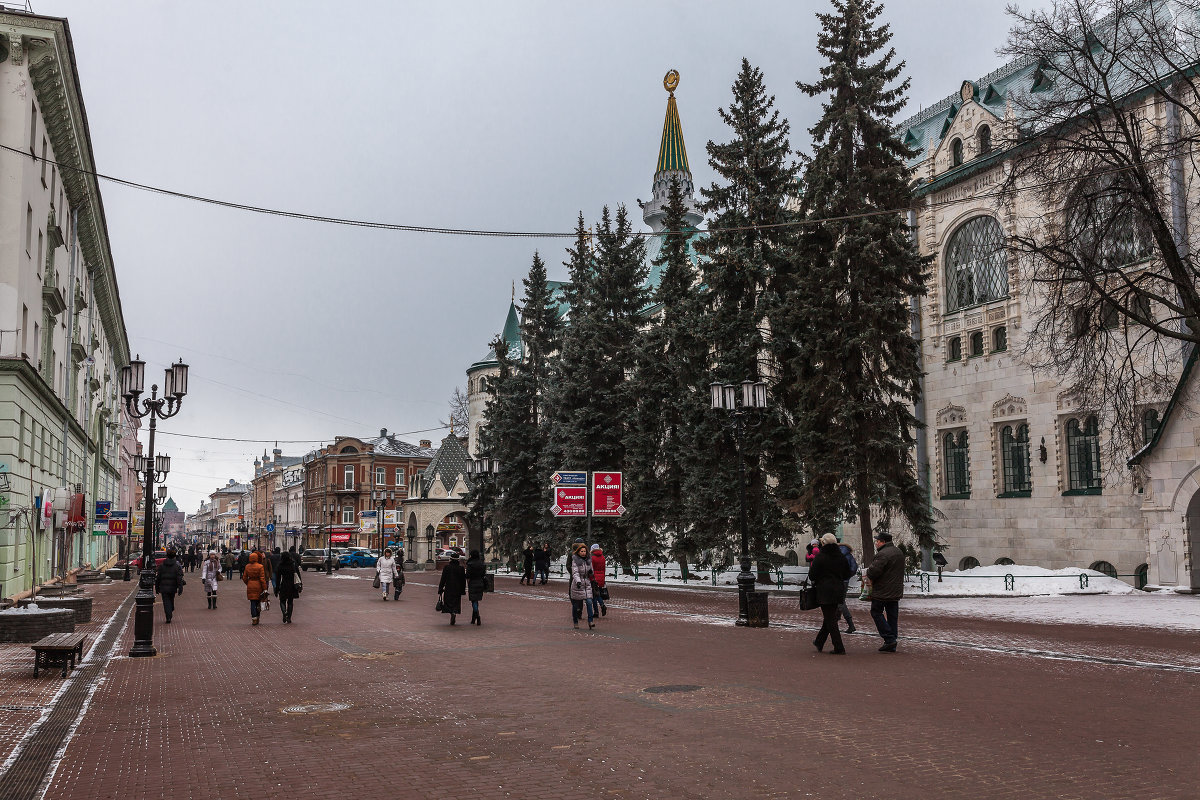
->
994;556;1015;565
951;138;963;167
1088;560;1118;579
978;125;992;156
993;326;1008;352
942;430;970;498
1134;563;1149;589
784;550;799;567
945;216;1008;312
1068;178;1153;269
959;556;980;570
969;331;985;357
1001;424;1032;495
947;335;962;362
339;445;358;454
1066;415;1102;492
1142;408;1161;444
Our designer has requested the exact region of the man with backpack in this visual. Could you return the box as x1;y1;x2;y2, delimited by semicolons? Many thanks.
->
836;540;859;634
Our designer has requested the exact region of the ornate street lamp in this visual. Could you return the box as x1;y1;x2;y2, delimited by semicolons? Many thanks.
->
465;457;499;558
710;379;769;627
325;502;336;575
371;489;394;555
425;524;435;569
405;523;417;571
123;356;188;658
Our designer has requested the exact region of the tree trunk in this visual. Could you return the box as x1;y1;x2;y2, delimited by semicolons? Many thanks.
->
614;529;633;575
676;554;689;580
856;470;875;566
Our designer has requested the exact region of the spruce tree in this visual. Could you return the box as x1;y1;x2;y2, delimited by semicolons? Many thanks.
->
786;0;935;559
516;251;561;544
627;179;708;574
546;207;648;571
693;59;799;577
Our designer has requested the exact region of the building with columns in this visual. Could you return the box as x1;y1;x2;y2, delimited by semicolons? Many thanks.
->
0;9;131;599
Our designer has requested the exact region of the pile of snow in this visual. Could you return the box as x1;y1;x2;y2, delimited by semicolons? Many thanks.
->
909;564;1136;596
906;593;1200;630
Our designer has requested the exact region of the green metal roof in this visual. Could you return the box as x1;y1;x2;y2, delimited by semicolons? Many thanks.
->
656;94;690;176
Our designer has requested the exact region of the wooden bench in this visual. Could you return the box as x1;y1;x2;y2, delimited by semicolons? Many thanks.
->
31;632;88;678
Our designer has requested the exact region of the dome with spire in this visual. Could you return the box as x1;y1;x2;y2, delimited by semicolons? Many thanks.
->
642;69;704;234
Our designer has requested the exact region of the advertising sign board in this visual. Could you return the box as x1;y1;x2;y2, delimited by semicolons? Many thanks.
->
384;509;399;532
550;470;588;517
107;518;128;535
360;511;377;532
95;501;111;520
330;531;352;543
592;472;624;517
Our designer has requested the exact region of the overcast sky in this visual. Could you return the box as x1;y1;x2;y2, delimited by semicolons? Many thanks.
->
42;0;1037;512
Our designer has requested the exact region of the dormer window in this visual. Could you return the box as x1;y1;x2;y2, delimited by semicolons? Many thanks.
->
951;138;963;167
978;125;991;156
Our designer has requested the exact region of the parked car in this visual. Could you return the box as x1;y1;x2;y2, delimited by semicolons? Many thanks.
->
300;548;340;571
337;549;378;568
436;547;467;561
133;550;169;569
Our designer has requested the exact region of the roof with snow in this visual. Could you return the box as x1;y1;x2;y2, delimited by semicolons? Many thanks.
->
421;433;473;495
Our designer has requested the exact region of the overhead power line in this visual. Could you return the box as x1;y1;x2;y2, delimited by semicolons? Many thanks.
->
153;425;450;444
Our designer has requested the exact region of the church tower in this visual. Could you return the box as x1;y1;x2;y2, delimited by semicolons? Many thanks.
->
642;69;704;233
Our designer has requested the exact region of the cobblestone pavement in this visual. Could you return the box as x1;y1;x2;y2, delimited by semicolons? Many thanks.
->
4;570;1197;800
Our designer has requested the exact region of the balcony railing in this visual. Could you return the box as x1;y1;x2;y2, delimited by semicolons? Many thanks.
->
334;482;362;493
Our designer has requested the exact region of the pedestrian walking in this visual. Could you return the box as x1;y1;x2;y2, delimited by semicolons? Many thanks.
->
222;550;235;581
568;542;596;629
242;552;268;625
275;550;301;624
535;544;551;584
376;548;400;601
590;544;608;618
258;548;274;613
201;550;222;609
186;544;197;573
437;551;466;625
837;540;859;634
866;532;905;652
154;548;185;624
805;536;820;565
236;549;249;576
520;545;535;585
466;550;486;625
809;533;853;654
269;547;283;592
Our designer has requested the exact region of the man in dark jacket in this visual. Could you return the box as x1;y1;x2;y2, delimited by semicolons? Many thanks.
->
520;546;535;585
269;547;283;591
154;548;185;624
186;544;197;572
866;533;905;652
534;544;551;584
236;549;250;576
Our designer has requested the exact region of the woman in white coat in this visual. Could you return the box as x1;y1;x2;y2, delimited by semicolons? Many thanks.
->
376;548;402;601
200;550;222;609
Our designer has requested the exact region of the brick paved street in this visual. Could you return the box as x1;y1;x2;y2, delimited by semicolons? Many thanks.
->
3;571;1198;800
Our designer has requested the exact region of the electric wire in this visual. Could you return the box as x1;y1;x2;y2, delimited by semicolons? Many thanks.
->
152;425;449;444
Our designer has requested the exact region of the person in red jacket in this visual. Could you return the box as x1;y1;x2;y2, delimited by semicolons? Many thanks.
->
590;544;608;618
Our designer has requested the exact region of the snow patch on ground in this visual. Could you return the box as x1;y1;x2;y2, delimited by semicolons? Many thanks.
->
906;593;1200;631
328;575;363;580
910;565;1136;596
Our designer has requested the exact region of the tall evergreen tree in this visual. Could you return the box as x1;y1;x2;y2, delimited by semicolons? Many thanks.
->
785;0;935;559
546;207;648;570
627;179;709;573
693;59;799;576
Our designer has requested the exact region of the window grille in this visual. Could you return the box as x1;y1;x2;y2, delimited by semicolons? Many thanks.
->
978;125;991;156
993;326;1007;352
1142;408;1160;444
951;138;963;167
947;336;962;362
1068;180;1153;269
942;430;970;497
1000;424;1032;494
1066;415;1102;491
969;331;984;357
945;216;1008;312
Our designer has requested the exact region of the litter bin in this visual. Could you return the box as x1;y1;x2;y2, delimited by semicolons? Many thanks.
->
745;591;769;628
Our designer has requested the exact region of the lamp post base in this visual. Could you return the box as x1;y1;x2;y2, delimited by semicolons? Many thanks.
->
736;567;769;628
128;570;157;657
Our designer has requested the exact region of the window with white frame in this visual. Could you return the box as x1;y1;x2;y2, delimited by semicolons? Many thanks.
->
342;506;354;525
343;465;355;488
376;466;385;485
395;467;405;485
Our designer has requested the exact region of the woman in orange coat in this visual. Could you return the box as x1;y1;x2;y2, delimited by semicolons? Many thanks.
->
242;552;268;625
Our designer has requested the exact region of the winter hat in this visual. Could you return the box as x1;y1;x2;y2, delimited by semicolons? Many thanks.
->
873;532;893;543
449;551;460;560
590;544;600;552
820;533;839;546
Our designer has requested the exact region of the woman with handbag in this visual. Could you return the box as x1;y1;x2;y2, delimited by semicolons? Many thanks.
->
809;533;853;654
465;550;486;625
569;542;596;629
376;548;399;601
275;550;301;624
437;551;466;625
590;544;608;618
201;550;222;610
258;548;273;613
242;552;268;626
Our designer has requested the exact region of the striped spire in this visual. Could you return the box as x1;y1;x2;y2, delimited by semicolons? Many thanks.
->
656;72;690;177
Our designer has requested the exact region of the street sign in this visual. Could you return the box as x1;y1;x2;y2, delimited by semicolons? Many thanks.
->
108;518;128;535
551;470;588;517
92;523;108;537
265;523;275;533
95;501;111;520
592;472;624;517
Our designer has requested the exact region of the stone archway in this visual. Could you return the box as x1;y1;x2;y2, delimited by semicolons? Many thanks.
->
1184;491;1200;590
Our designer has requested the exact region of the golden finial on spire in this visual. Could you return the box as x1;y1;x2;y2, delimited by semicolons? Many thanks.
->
664;69;679;95
512;280;516;303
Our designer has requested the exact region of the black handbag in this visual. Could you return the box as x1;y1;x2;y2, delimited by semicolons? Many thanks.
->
599;586;610;601
294;580;303;597
799;580;819;611
483;574;495;593
435;597;444;612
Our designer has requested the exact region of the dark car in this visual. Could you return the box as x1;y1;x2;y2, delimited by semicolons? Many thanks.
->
300;548;340;571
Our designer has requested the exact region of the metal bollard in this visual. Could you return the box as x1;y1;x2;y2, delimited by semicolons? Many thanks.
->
634;564;639;581
1079;573;1089;589
919;573;930;593
657;567;662;582
1005;573;1015;591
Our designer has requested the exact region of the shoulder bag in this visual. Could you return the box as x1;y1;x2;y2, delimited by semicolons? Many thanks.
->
372;572;381;589
799;579;819;611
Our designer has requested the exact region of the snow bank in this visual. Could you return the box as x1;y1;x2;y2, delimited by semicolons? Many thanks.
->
908;564;1136;596
905;593;1200;631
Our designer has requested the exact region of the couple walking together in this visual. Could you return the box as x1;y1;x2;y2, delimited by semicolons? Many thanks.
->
810;531;905;654
241;551;302;625
568;541;608;629
375;548;405;600
437;550;487;626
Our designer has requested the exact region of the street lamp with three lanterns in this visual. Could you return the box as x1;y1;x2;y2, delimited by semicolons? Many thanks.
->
465;457;499;559
121;355;189;658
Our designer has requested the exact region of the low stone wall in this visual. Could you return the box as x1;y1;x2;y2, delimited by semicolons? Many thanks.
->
0;608;76;643
18;596;93;624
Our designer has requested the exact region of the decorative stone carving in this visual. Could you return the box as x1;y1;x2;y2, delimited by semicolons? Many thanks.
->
936;404;967;427
7;33;23;65
991;394;1028;419
1056;388;1082;411
987;307;1006;322
1157;537;1178;585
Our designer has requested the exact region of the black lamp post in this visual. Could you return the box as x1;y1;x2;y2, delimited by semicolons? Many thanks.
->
710;379;768;627
425;524;435;569
325;502;336;575
465;457;498;558
405;523;416;571
122;355;189;658
371;490;394;554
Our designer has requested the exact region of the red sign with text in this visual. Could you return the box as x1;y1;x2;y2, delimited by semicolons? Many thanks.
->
550;470;588;517
107;518;128;535
330;531;352;543
592;472;624;517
